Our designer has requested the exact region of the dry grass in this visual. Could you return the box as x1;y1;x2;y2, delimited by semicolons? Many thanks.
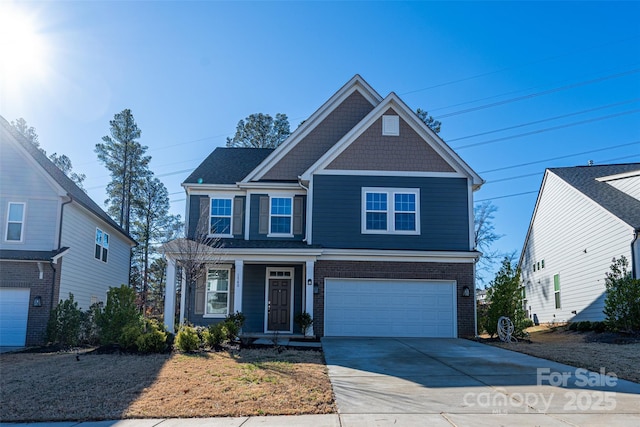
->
0;348;334;422
488;326;640;383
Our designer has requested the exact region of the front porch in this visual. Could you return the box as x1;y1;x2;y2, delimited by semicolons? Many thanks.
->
164;254;317;337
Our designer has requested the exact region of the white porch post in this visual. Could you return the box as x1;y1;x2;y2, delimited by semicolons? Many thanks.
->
234;259;244;313
164;257;176;333
305;260;315;337
179;266;186;327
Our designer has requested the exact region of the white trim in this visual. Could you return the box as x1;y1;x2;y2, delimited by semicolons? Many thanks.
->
94;227;109;263
244;190;252;241
203;265;232;318
361;187;420;235
468;181;475;251
243;75;383;183
319;248;479;263
183;184;241;193
264;267;295;333
315;169;467;178
305;260;314;336
306;178;314;245
299;92;484;189
4;202;26;243
234;260;244;314
164;258;177;333
237;182;304;190
208;196;234;238
596;169;640;182
267;195;294;237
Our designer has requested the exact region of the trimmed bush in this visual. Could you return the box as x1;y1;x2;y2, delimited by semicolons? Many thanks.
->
577;321;592;332
136;320;168;353
46;293;82;347
120;321;143;351
206;322;229;348
175;324;200;352
522;318;534;329
294;312;313;335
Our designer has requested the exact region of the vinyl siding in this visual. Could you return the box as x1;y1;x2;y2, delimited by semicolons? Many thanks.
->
0;138;60;250
605;175;640;200
312;175;470;250
521;172;633;323
59;203;131;309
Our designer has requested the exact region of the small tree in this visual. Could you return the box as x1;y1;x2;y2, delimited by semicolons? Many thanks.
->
97;285;140;345
603;256;640;332
484;258;526;338
46;293;83;347
416;108;441;134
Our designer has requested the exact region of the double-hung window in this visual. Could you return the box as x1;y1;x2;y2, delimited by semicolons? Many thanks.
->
362;188;419;234
95;228;109;262
269;197;292;235
553;274;561;309
210;198;232;236
205;268;230;317
5;202;25;242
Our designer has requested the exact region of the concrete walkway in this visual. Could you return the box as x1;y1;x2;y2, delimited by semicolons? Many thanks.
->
322;337;640;426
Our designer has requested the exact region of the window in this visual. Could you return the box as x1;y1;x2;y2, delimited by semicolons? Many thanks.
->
270;197;292;235
362;188;419;234
206;268;230;316
541;259;545;269
210;198;232;236
95;228;109;263
5;202;25;241
554;274;561;309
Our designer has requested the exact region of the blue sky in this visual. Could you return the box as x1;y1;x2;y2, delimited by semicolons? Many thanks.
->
2;1;639;281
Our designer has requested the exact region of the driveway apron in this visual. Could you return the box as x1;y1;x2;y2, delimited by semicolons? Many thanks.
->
322;337;640;426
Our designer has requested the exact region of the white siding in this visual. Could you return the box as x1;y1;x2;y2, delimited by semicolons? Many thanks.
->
521;172;633;323
59;204;131;309
605;175;640;200
0;136;60;250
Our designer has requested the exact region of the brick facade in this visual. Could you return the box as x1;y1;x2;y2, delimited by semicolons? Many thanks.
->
313;260;475;338
0;260;62;346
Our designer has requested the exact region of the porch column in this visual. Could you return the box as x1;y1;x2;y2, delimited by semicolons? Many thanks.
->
234;259;244;314
164;257;176;333
179;266;186;327
305;260;315;337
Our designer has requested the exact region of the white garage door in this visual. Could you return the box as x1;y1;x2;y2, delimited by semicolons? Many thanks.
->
0;288;30;346
325;279;456;337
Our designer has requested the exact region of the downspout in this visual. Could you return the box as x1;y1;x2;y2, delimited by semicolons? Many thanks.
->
52;195;73;312
632;229;639;280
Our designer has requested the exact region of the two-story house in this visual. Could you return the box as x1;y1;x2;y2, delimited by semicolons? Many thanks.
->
0;116;136;347
520;163;640;324
163;75;484;338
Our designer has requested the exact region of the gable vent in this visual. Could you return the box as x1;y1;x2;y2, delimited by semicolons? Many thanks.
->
382;115;400;136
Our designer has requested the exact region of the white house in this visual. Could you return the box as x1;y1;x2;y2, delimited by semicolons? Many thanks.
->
0;116;136;346
519;163;640;324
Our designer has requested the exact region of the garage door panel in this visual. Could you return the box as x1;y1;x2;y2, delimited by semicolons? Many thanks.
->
0;288;30;346
325;279;456;338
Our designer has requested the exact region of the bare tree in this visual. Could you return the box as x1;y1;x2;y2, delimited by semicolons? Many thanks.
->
474;201;504;285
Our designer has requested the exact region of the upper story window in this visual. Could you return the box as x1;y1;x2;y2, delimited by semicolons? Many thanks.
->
362;188;420;235
269;197;293;236
95;228;109;263
206;268;230;317
210;198;232;236
5;202;25;242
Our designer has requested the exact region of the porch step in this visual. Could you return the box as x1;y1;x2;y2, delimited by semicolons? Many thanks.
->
251;338;322;348
253;338;289;346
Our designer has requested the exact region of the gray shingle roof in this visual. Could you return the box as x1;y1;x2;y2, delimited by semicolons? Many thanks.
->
184;147;274;185
0;115;135;244
0;248;69;262
550;163;640;229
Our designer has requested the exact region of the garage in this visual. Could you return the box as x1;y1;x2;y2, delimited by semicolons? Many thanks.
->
0;288;30;346
324;279;456;337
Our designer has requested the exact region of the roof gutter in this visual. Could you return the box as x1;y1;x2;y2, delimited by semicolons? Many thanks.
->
58;194;73;249
632;229;639;279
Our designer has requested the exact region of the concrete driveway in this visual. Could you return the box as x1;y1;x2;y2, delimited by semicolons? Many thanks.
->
322;337;640;427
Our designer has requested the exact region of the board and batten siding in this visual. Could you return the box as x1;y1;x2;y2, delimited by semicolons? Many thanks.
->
522;172;633;323
0;138;61;250
58;203;131;309
312;175;470;250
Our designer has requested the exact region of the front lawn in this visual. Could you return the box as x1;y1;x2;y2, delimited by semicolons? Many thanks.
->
0;347;334;422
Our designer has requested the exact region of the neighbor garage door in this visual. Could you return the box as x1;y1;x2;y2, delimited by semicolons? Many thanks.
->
0;288;30;346
324;279;456;337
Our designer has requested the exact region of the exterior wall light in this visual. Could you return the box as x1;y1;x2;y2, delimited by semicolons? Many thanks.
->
462;286;471;297
307;279;312;287
33;296;42;307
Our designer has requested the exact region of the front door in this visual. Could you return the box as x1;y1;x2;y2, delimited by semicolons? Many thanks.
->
268;279;291;331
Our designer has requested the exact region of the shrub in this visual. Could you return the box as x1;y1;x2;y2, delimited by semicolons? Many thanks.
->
46;293;82;346
175;324;200;352
592;321;607;333
483;258;527;338
206;322;229;348
120;320;143;351
97;285;140;345
136;319;168;353
577;321;592;332
603;256;640;332
294;312;313;335
79;302;102;345
223;312;245;342
568;322;578;331
522;318;534;329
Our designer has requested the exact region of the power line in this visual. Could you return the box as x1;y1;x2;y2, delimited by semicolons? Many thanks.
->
436;68;640;119
447;98;640;143
475;191;539;203
454;108;640;150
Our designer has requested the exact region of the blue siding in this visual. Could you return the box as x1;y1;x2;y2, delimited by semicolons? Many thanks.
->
248;194;306;241
312;175;470;250
187;195;206;239
242;265;266;333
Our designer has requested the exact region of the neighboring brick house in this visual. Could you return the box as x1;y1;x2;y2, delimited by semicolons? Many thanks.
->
520;163;640;324
0;116;136;346
163;75;484;338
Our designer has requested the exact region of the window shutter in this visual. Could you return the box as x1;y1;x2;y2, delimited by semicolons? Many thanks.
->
259;196;269;234
197;197;210;236
293;196;303;235
232;197;244;236
195;280;205;315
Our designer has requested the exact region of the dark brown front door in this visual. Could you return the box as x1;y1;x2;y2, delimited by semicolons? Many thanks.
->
268;279;291;331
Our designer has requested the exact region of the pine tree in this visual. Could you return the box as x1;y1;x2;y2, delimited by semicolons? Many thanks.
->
226;113;291;148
